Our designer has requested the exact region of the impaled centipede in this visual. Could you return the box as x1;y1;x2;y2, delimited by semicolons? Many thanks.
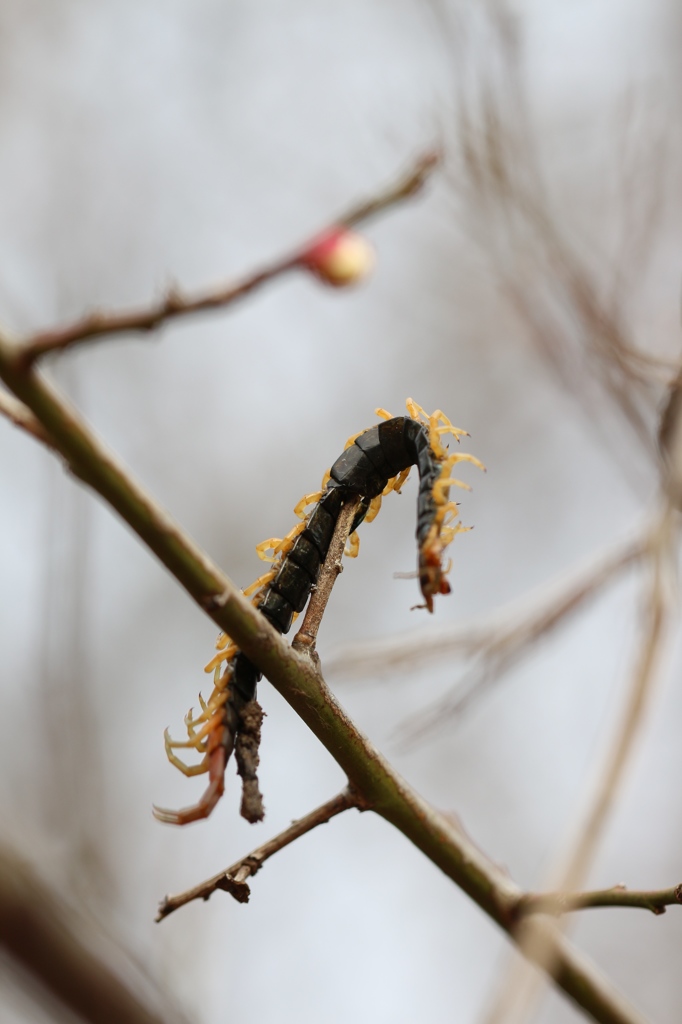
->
153;399;483;825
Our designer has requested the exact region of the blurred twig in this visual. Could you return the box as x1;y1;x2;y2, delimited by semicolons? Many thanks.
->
327;525;646;738
518;883;682;917
444;3;675;470
0;333;648;1024
15;151;439;367
483;351;682;1024
483;501;678;1024
157;789;358;920
0;848;173;1024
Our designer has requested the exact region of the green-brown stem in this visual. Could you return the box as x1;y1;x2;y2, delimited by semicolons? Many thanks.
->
517;884;682;918
0;336;647;1024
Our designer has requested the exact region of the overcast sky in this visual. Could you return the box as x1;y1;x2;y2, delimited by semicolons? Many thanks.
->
1;3;681;1022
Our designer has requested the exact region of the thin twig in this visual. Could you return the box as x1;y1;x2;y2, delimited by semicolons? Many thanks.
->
0;338;650;1024
551;511;675;888
15;151;439;367
0;387;53;447
517;883;682;918
293;494;362;653
484;256;682;1024
446;6;666;469
157;789;357;921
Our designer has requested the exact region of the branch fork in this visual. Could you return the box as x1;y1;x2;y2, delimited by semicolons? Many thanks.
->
0;149;663;1024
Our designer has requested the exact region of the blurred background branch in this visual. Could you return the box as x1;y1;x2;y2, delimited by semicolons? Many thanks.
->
328;522;649;735
15;151;438;366
518;883;682;917
0;847;185;1024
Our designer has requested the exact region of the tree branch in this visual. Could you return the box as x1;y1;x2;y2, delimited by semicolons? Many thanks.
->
0;386;53;447
0;336;650;1024
517;884;682;918
157;788;357;921
15;151;439;367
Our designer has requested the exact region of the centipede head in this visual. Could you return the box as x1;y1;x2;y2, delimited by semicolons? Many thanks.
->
418;533;451;613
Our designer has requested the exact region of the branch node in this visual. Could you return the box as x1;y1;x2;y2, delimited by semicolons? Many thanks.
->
163;287;186;314
157;789;356;920
201;588;231;612
214;875;251;904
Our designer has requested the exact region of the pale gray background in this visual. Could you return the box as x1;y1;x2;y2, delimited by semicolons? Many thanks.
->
1;2;681;1022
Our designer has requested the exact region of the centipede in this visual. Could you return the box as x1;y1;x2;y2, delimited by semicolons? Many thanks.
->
153;398;483;825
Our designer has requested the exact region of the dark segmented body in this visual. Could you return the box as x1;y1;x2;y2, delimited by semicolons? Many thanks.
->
229;416;440;712
154;409;470;825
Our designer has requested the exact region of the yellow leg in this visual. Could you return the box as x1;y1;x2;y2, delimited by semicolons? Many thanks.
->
256;537;282;562
345;531;360;558
163;729;209;776
294;491;323;519
243;569;277;598
164;749;209;777
435;423;469;442
441;523;471;545
204;642;238;674
393;467;411;493
344;430;365;450
406;397;427;421
212;664;230;691
427;412;446;458
166;710;221;750
435;501;460;530
320;468;331;489
432;410;468;438
375;407;393;420
442;451;486;472
184;709;208;753
185;690;229;730
432;477;471;504
382;476;397;496
195;693;210;716
364;494;382;524
274;520;306;557
428;411;467;451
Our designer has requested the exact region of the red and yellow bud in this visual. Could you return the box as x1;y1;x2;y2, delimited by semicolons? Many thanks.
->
299;227;375;287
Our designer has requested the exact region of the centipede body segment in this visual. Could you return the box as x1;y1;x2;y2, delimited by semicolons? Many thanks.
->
153;399;483;825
